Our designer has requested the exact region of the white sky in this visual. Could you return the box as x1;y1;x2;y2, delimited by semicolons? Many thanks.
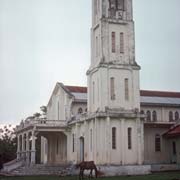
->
0;0;180;125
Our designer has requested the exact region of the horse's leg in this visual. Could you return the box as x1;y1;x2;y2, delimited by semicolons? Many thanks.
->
89;169;92;179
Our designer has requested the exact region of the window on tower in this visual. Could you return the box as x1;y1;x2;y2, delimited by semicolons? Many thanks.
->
120;32;124;53
110;77;115;100
112;32;116;53
125;78;129;101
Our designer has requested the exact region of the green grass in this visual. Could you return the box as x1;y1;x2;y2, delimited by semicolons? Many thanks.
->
0;172;180;180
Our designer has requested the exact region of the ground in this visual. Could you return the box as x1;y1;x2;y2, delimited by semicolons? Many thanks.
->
0;172;180;180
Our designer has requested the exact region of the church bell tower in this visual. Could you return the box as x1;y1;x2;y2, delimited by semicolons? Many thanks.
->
87;0;141;113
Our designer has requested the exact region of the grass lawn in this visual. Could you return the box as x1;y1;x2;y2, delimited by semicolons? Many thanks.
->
0;172;180;180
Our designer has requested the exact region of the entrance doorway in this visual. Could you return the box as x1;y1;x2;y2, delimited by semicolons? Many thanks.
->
80;137;84;162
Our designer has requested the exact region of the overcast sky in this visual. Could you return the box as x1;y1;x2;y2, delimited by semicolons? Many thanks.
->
0;0;180;125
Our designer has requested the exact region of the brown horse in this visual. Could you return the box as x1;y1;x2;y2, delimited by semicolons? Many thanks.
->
76;161;98;179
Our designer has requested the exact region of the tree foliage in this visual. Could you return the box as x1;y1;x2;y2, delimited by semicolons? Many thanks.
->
0;125;17;169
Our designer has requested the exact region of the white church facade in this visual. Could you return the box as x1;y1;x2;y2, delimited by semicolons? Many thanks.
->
10;0;180;175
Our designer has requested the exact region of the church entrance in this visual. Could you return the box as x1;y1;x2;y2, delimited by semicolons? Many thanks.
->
80;137;84;162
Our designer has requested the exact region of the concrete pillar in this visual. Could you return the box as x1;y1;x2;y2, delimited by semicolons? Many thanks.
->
22;134;26;161
26;132;30;165
106;117;111;164
121;119;125;165
17;135;20;160
31;131;36;164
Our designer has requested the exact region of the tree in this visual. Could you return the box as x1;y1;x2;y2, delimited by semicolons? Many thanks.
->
0;125;17;169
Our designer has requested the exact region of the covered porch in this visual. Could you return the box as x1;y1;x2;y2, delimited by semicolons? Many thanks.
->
15;119;70;166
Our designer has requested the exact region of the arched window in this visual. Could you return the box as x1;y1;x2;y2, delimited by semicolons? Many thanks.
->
152;111;157;122
146;111;151;122
78;108;83;114
175;111;179;121
155;134;161;152
112;127;116;149
169;111;173;122
140;110;144;114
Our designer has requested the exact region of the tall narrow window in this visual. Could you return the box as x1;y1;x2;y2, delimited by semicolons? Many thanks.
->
93;82;95;104
112;32;116;53
112;127;116;149
110;77;115;100
175;111;179;121
78;108;83;114
128;128;132;150
155;134;161;152
169;111;173;122
90;129;93;151
173;141;176;155
152;111;157;122
125;78;129;101
72;134;75;152
147;111;151;122
120;32;124;53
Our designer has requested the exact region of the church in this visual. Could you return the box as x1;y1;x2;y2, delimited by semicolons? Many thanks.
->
3;0;180;176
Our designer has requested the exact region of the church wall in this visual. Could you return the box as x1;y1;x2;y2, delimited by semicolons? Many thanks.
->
47;85;73;121
144;127;170;164
141;106;180;122
71;103;87;117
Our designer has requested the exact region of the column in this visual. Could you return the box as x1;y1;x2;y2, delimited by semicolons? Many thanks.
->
22;134;25;161
31;131;36;164
26;132;30;165
121;119;125;165
106;117;111;164
17;135;20;160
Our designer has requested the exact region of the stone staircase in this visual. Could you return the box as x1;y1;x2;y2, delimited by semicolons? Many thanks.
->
10;164;77;176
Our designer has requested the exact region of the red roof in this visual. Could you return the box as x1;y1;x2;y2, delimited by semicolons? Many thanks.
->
164;125;180;138
64;85;180;98
140;90;180;98
65;86;87;93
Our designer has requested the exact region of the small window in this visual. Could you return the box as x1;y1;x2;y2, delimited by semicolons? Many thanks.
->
120;32;124;53
128;128;132;150
110;77;115;100
152;111;157;122
112;127;116;149
112;32;116;53
175;111;179;121
169;111;173;122
155;134;161;152
85;108;87;113
95;36;98;57
125;78;129;101
78;108;83;114
140;110;144;114
147;111;151;122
